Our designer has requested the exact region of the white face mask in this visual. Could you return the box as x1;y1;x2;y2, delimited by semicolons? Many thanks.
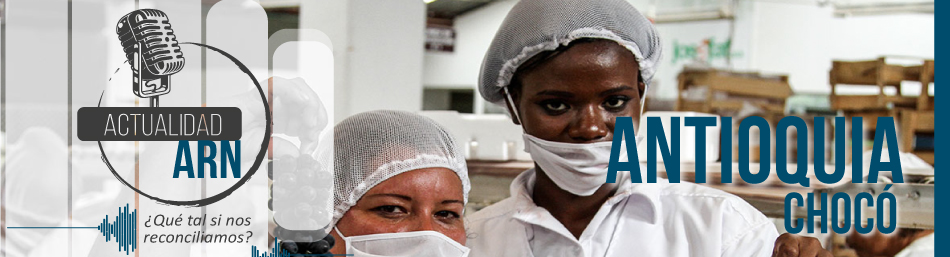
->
523;134;641;196
505;86;646;196
336;228;470;257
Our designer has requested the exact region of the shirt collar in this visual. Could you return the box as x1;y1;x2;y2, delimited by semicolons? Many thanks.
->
508;168;661;225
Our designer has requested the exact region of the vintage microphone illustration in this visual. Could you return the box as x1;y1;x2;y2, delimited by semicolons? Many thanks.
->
116;9;185;107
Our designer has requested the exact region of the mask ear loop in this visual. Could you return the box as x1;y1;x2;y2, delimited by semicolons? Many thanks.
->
636;82;649;135
503;86;525;130
334;226;348;239
639;83;649;117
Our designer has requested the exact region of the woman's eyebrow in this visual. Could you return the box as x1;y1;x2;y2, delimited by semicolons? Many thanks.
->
441;199;464;205
535;90;574;98
366;193;412;201
599;85;635;97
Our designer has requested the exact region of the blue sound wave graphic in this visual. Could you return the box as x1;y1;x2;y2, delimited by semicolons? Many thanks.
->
96;204;137;255
8;204;137;255
251;242;291;257
252;239;352;257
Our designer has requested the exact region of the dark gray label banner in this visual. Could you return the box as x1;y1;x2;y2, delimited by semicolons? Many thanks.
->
78;107;242;141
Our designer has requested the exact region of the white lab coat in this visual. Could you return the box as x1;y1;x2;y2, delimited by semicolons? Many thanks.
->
466;169;779;257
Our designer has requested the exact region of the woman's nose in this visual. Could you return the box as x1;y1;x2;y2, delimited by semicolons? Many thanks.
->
569;105;608;142
411;215;438;232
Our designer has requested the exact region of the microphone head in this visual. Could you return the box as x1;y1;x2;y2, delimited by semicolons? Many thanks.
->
116;9;185;76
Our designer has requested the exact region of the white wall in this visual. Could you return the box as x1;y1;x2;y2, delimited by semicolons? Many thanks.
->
651;19;740;99
420;0;742;103
423;0;518;89
749;1;934;95
302;0;426;123
347;0;426;116
422;0;935;103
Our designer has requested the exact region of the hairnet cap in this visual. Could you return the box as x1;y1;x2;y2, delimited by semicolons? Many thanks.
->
478;0;661;105
331;110;470;226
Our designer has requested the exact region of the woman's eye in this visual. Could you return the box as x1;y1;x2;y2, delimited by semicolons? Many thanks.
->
603;97;629;109
372;205;407;217
541;101;569;112
435;210;460;219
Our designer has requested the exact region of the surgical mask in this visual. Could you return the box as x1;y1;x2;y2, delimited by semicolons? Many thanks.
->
523;134;642;196
505;87;646;196
335;228;470;257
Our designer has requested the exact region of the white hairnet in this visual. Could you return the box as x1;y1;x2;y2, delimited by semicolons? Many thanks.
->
331;110;470;226
478;0;661;105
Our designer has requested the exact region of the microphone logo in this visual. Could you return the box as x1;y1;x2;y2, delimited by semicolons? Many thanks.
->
116;9;185;107
81;7;269;208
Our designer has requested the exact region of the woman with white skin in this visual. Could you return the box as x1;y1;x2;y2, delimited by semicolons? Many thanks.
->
465;0;830;256
325;110;471;257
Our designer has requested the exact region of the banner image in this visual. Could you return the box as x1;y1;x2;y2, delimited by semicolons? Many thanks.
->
0;0;937;257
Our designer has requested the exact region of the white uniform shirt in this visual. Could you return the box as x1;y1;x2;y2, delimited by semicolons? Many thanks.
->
466;169;779;257
894;233;934;257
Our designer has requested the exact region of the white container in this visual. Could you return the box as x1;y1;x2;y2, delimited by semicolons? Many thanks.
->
636;111;721;163
420;111;530;161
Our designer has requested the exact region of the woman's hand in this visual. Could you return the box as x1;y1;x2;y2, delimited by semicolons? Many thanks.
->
772;233;833;257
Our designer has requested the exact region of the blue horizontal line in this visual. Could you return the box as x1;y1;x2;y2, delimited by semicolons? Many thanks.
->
8;227;98;229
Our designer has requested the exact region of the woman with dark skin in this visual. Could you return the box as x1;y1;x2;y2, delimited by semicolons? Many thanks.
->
465;0;831;256
513;39;643;237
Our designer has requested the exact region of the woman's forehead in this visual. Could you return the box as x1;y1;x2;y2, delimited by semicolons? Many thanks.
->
520;42;640;91
552;41;636;67
365;167;464;199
